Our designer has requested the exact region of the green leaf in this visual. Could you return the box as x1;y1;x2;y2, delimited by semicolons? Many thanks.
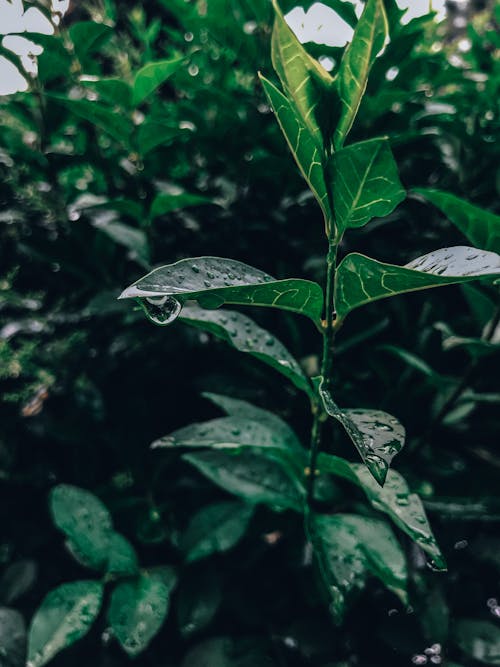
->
335;247;500;319
119;257;324;325
81;78;132;108
270;0;334;146
106;533;139;577
27;580;103;667
69;22;113;63
317;380;404;485
180;501;254;563
332;138;405;233
95;221;150;268
137;122;187;154
179;306;312;396
150;193;214;219
108;572;174;657
334;0;388;148
177;569;222;638
317;454;446;570
50;485;112;571
132;57;184;106
308;513;407;622
414;188;500;254
0;608;25;667
184;450;305;512
259;74;332;228
453;620;500;665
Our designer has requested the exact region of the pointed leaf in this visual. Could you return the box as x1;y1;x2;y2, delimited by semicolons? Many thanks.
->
335;247;500;319
180;501;254;563
333;138;405;232
119;257;324;325
150;193;214;219
259;74;332;227
108;572;174;657
318;380;404;485
69;22;113;63
308;513;407;622
106;533;139;577
415;188;500;254
334;0;388;148
180;306;312;396
132;57;184;106
137;122;187;154
27;581;103;667
81;78;132;108
184;450;305;512
317;454;446;570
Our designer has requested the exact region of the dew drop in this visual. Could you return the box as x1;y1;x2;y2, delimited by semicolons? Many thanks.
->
143;296;182;326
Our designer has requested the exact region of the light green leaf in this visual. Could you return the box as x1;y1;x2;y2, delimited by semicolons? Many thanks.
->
317;454;446;570
318;380;404;485
108;572;173;657
334;0;388;148
180;501;254;563
335;246;500;319
180;306;312;396
106;533;139;577
184;450;306;512
333;138;405;232
81;78;132;108
150;193;215;219
119;257;324;325
69;22;113;63
27;580;103;667
271;0;334;145
308;513;407;622
177;569;222;638
453;620;500;665
259;74;332;228
95;221;150;268
0;608;25;667
415;188;500;254
132;57;184;106
137;122;187;154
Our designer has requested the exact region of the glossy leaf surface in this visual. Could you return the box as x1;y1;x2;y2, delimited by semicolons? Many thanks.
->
318;381;404;485
333;138;405;232
335;247;500;319
27;581;103;667
132;57;184;106
415;188;500;253
180;306;312;396
119;257;324;324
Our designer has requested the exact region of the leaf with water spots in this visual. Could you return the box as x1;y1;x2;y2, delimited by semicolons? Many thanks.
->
335;247;500;319
180;306;313;397
415;188;500;254
108;571;175;657
332;137;405;233
317;454;446;570
259;74;332;229
119;257;324;325
334;0;388;149
317;380;404;485
27;580;103;667
308;513;407;623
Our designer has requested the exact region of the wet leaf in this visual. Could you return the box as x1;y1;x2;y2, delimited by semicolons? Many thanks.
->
180;306;312;396
332;138;405;233
318;380;404;485
453;620;500;665
180;501;254;563
335;247;500;319
132;57;185;106
308;513;407;623
317;454;446;570
108;572;173;657
119;257;324;325
27;581;103;667
415;188;500;253
334;0;388;148
177;569;222;637
0;608;26;667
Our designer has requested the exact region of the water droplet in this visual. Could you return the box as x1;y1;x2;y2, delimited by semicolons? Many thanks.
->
191;264;200;273
143;296;182;325
265;337;275;347
412;655;428;665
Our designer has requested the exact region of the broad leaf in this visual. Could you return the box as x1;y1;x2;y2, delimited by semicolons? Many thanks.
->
415;188;500;253
27;581;103;667
69;22;113;64
317;454;446;570
271;0;334;146
106;533;139;577
81;78;132;108
335;247;500;319
0;560;37;605
119;257;324;325
132;57;184;106
308;513;407;622
108;572;174;657
453;620;500;665
137;122;188;154
184;450;305;512
318;380;404;485
333;138;405;232
0;608;25;667
334;0;388;148
259;75;332;228
180;306;312;396
150;193;214;219
180;501;254;563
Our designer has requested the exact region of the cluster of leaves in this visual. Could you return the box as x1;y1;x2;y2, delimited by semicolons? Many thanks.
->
0;0;499;666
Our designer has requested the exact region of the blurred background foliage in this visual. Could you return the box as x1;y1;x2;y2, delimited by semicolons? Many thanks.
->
0;0;499;665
